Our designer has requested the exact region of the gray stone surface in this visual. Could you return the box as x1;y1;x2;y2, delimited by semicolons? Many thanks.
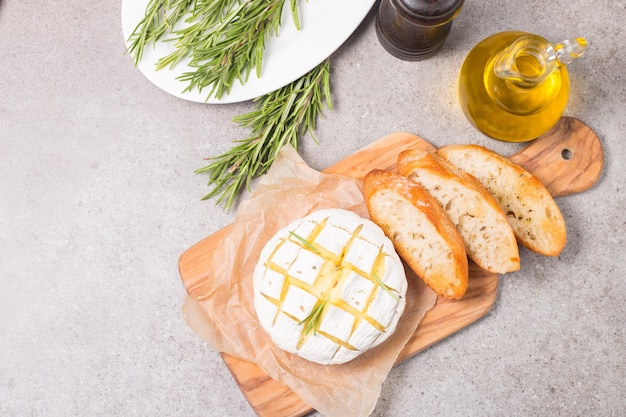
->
1;1;624;416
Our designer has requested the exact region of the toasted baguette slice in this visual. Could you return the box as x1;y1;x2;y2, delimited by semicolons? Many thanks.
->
363;169;468;299
398;149;520;274
437;144;566;256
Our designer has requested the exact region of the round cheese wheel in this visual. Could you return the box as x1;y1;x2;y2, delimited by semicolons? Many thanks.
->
253;208;407;365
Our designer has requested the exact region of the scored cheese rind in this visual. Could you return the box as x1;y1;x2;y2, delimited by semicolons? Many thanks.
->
253;208;407;365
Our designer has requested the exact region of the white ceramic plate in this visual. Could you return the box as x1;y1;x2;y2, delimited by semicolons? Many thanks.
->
121;0;376;104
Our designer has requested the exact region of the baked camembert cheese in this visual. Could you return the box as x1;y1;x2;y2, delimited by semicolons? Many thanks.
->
253;208;407;365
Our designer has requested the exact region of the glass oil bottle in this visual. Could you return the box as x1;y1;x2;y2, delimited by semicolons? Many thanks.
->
458;31;587;142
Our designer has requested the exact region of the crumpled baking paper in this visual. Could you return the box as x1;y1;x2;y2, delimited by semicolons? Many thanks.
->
182;145;437;417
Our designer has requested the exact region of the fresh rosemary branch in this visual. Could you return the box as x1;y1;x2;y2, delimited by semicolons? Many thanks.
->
127;1;332;210
289;231;320;254
299;299;327;336
125;0;194;66
196;60;332;211
126;0;303;100
153;0;242;71
372;273;399;301
176;0;295;100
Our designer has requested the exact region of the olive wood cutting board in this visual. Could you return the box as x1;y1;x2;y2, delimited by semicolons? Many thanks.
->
178;117;603;417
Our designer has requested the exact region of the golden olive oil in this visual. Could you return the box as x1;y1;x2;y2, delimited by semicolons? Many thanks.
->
458;31;571;142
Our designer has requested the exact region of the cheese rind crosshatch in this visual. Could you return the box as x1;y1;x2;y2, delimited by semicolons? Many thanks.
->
253;208;408;365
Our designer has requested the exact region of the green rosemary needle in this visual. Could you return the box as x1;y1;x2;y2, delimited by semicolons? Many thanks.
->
153;0;240;71
125;0;194;66
177;0;288;100
372;273;399;301
299;299;327;336
126;0;304;100
289;231;320;254
196;60;332;211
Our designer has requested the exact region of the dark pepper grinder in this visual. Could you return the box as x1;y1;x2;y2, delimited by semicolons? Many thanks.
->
376;0;465;60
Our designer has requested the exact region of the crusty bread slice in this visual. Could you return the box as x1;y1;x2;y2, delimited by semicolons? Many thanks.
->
437;144;566;256
363;169;468;299
398;149;520;274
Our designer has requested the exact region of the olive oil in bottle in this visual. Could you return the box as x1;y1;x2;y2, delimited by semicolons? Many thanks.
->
458;31;587;142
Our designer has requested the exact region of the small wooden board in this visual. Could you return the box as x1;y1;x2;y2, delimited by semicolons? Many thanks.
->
178;117;603;417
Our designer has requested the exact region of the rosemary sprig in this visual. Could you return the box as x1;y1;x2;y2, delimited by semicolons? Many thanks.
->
372;273;399;301
289;231;320;254
299;299;327;336
154;0;242;71
125;0;194;66
126;0;304;100
195;60;332;211
176;0;292;100
126;1;333;210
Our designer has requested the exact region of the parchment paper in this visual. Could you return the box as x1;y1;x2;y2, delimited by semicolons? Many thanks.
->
182;145;437;417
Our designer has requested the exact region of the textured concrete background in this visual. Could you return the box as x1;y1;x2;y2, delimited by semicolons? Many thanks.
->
1;0;625;416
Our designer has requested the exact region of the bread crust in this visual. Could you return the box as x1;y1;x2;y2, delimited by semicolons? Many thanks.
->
397;149;520;274
363;169;468;299
437;144;567;256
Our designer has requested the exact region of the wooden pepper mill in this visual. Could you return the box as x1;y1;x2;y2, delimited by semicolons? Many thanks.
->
376;0;465;60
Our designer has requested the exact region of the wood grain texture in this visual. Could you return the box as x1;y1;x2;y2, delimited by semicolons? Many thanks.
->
178;118;603;417
508;117;604;197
